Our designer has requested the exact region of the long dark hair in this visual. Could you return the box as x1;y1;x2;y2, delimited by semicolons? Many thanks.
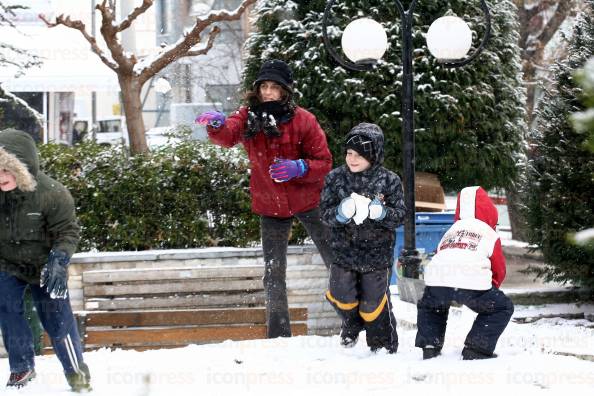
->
244;82;295;109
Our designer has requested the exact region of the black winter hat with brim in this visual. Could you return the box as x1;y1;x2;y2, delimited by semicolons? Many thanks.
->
253;59;293;92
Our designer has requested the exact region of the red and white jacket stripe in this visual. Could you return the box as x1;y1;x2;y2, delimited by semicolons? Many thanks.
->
424;186;506;290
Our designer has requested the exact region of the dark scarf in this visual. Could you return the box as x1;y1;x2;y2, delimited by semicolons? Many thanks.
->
245;100;295;139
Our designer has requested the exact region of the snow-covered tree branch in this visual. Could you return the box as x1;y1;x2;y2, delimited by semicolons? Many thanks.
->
135;1;255;86
0;1;41;75
38;13;118;71
39;0;256;154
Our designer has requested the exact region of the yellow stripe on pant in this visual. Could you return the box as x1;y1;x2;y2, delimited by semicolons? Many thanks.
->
325;290;359;310
359;294;388;322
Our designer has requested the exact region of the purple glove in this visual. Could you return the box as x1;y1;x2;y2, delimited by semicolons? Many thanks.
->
269;158;308;182
195;111;226;128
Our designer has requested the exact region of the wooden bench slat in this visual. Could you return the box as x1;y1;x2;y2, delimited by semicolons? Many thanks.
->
84;324;308;347
84;308;307;327
83;266;265;283
84;279;263;297
85;292;266;311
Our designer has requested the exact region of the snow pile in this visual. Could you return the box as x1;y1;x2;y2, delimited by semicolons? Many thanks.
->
2;300;593;394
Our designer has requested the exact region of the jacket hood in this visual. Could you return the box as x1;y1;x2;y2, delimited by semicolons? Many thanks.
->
454;186;498;229
344;123;385;169
0;128;38;192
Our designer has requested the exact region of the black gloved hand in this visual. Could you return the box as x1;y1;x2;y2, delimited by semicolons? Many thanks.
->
245;111;263;139
261;112;282;137
40;249;70;299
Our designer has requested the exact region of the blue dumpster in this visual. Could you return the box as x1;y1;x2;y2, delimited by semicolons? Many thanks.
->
391;212;455;284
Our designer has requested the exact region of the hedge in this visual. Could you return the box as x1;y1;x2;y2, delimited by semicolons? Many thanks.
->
38;133;263;251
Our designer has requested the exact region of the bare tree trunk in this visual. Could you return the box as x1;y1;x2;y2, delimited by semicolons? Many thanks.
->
510;0;581;240
506;186;527;241
524;61;539;127
119;76;148;154
41;0;256;155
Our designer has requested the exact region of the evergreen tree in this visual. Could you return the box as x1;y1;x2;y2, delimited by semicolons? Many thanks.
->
243;0;525;191
525;1;594;289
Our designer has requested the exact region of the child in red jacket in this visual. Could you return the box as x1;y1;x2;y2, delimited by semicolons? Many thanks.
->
415;186;514;360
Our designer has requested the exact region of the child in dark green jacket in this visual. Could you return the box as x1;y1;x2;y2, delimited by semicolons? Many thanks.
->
0;129;90;391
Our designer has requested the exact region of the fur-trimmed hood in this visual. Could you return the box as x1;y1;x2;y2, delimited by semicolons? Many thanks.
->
0;128;38;192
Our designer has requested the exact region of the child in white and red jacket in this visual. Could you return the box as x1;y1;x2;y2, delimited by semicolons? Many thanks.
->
415;186;514;360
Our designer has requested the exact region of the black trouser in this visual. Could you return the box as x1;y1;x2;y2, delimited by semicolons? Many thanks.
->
326;265;398;352
415;286;514;355
261;207;333;338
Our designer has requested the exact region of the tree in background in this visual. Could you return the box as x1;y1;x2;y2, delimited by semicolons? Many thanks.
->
243;0;525;193
0;1;43;132
514;0;583;125
0;1;40;74
507;0;584;241
41;0;256;155
525;1;594;289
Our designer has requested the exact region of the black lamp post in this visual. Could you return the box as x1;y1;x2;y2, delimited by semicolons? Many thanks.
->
322;0;491;280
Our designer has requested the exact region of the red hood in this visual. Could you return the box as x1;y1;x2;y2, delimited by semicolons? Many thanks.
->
454;186;498;229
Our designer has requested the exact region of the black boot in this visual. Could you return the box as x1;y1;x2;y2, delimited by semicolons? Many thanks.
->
462;347;497;360
339;307;364;348
422;347;442;360
366;305;398;354
6;368;36;388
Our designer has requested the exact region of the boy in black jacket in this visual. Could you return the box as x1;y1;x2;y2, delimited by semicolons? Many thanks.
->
320;123;406;353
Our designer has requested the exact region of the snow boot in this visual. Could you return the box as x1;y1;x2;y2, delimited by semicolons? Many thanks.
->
365;302;398;354
422;347;441;360
337;306;364;349
340;333;359;348
65;362;92;392
370;341;398;354
6;368;36;388
462;347;497;360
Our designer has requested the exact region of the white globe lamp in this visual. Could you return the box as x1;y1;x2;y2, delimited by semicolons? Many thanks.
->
341;18;388;64
426;16;473;61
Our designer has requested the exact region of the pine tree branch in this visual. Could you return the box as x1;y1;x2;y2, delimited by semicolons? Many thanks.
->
116;0;153;32
136;0;256;84
0;86;44;127
39;13;119;71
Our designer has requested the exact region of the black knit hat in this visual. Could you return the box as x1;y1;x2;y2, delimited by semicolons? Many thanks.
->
344;133;375;164
253;59;293;92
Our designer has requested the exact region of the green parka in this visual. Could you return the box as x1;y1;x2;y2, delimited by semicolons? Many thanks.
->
0;129;80;283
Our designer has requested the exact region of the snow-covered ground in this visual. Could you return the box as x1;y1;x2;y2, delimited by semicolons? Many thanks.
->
3;299;593;395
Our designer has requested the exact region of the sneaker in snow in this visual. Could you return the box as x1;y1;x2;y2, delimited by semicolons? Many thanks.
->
6;369;36;388
65;362;92;393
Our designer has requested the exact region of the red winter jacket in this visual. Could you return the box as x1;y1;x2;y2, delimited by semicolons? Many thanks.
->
207;106;332;218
